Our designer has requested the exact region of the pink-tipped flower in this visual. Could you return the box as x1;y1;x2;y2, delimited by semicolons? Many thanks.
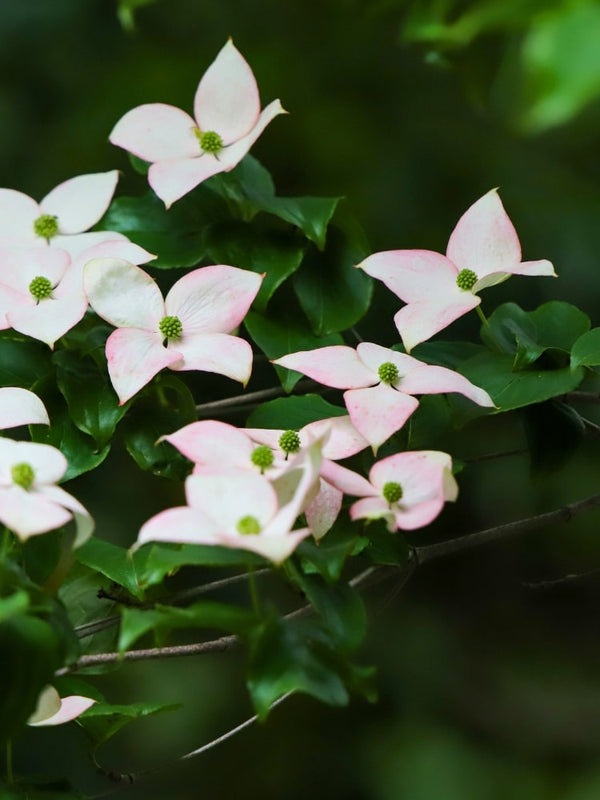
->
357;189;556;352
0;439;93;543
135;438;323;564
27;685;96;727
274;342;493;451
110;39;285;208
0;240;155;348
0;171;120;255
84;258;262;404
324;450;457;532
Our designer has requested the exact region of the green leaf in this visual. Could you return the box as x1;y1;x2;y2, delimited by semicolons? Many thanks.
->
204;220;305;313
246;615;349;719
207;156;341;248
77;701;181;751
76;538;142;600
0;334;53;388
297;524;368;582
134;542;265;589
0;590;29;622
118;601;256;652
53;349;129;448
247;394;346;430
482;301;590;368
459;350;585;411
244;309;344;391
121;374;197;479
0;614;64;744
98;188;228;268
410;340;487;369
293;223;372;336
364;519;411;567
571;327;600;369
29;377;110;480
117;0;159;31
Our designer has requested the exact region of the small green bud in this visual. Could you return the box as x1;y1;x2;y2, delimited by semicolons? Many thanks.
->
378;361;399;385
251;445;274;472
159;315;183;340
279;430;301;456
12;462;35;490
33;214;59;240
237;515;261;535
194;129;223;154
29;276;53;301
456;269;477;291
382;481;403;505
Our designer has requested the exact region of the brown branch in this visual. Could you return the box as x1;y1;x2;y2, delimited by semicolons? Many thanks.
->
415;492;600;565
194;378;324;416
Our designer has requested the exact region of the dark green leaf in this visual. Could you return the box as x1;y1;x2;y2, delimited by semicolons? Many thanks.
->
53;349;129;448
0;334;53;388
571;327;600;369
78;700;181;751
458;351;585;411
364;519;411;567
204;220;305;313
247;394;346;430
134;543;265;589
297;524;368;582
118;601;256;652
522;400;586;475
293;223;372;335
245;309;344;391
76;538;142;600
98;188;228;268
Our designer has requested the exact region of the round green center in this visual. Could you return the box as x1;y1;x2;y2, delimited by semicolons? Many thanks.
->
251;445;274;471
33;214;59;240
378;361;399;385
29;275;53;301
12;462;35;490
159;315;183;340
279;430;301;455
198;130;223;154
456;269;478;291
237;515;261;536
382;481;403;505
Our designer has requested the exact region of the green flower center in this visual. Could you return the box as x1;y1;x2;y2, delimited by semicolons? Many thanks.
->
237;515;261;536
159;315;183;340
456;269;478;291
251;445;274;472
29;276;53;301
12;462;35;490
195;129;223;155
382;481;403;505
33;214;59;240
378;361;399;385
279;430;301;455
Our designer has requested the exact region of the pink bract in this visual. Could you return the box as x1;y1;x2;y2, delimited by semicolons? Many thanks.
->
0;171;120;255
28;686;96;727
274;342;493;451
357;189;556;352
110;39;285;208
84;258;262;404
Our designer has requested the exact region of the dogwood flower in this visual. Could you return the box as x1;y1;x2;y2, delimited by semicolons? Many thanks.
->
0;240;155;347
110;39;285;208
27;685;96;727
0;171;120;255
324;450;458;532
136;438;323;564
0;387;49;429
163;416;369;539
274;342;493;451
0;439;93;543
84;258;262;404
357;189;556;352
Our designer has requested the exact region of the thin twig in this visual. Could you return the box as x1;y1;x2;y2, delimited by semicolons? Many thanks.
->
523;566;600;590
195;379;322;415
415;492;600;565
462;447;527;463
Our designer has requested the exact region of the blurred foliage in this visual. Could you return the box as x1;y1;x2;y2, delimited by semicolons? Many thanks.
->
3;0;600;798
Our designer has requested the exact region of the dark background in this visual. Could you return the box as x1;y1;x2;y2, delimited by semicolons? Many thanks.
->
6;1;600;797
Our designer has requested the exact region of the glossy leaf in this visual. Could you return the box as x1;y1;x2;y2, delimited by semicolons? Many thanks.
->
297;524;368;582
76;537;142;600
77;701;181;751
571;327;600;369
